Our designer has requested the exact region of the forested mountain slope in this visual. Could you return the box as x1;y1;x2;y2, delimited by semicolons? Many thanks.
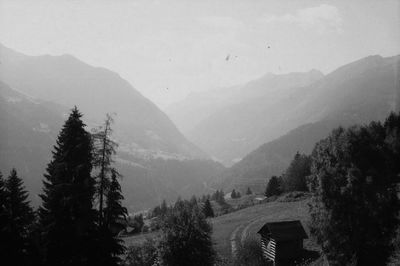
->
215;55;399;192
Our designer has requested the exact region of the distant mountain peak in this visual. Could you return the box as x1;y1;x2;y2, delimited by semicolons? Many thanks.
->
0;44;206;159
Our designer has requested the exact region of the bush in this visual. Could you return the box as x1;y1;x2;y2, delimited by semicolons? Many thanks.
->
277;191;311;202
158;199;215;266
234;238;268;266
124;239;158;266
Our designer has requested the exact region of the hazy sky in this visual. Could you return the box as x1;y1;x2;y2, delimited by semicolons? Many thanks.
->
0;0;399;108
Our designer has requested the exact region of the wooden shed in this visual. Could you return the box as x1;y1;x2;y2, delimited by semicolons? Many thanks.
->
257;220;308;264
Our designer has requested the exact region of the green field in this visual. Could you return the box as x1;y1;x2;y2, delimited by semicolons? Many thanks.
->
211;198;318;259
123;197;320;261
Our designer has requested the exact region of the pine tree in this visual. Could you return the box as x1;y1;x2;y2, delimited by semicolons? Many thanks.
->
236;191;241;198
3;169;35;265
246;187;252;195
231;189;237;199
0;170;6;229
92;114;118;226
203;198;214;218
39;107;98;266
216;190;226;204
265;176;282;197
0;170;8;261
101;168;128;266
283;152;311;192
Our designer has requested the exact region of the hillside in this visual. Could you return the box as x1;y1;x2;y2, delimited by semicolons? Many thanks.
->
0;80;65;204
175;55;399;166
123;197;314;261
0;79;226;210
0;43;205;158
215;55;400;193
0;45;229;210
167;70;324;164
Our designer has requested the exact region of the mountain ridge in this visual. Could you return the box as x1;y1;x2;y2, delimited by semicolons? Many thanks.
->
0;43;206;159
214;54;399;192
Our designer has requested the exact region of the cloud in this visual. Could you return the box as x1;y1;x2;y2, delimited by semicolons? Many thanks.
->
262;4;343;34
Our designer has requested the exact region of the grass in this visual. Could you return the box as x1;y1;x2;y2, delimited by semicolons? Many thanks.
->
211;198;318;258
123;196;320;262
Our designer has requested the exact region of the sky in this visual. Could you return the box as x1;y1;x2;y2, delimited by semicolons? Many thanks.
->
0;0;399;108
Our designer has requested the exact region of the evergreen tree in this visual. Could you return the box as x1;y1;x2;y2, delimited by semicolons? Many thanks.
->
92;114;118;226
0;171;9;263
283;152;311;192
100;169;128;266
104;169;127;231
158;199;216;265
216;190;226;204
265;176;282;197
231;189;237;199
236;191;241;198
246;187;252;195
309;113;400;265
2;169;35;265
39;107;98;266
203;198;214;218
0;170;7;236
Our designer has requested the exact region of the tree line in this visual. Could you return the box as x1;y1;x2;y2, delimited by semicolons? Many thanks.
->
264;112;400;265
0;108;126;266
124;197;215;266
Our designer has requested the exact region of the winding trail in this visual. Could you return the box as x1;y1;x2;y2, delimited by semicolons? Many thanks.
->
230;215;267;257
240;216;266;243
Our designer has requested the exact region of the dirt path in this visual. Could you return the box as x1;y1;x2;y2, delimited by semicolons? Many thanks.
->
240;216;266;243
229;223;244;256
230;215;266;256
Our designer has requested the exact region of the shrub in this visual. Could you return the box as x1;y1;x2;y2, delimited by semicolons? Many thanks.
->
234;238;268;266
124;239;158;266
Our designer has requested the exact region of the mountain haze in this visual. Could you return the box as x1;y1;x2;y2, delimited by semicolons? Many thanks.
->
0;44;205;159
0;80;66;204
168;69;324;165
0;45;227;211
215;54;400;193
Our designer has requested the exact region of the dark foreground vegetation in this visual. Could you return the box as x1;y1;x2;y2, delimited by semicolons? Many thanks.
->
1;108;399;266
0;108;126;266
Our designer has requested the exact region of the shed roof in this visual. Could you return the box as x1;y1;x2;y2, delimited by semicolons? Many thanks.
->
257;220;308;241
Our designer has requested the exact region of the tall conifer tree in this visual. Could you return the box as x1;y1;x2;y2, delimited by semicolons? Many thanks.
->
0;170;6;233
99;169;127;266
92;114;117;226
92;115;127;266
39;107;98;266
203;198;214;218
2;169;35;265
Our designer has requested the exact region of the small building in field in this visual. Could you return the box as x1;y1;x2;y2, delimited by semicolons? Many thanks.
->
257;220;308;264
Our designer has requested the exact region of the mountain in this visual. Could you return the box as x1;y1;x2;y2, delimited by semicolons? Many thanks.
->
215;55;400;193
0;45;227;211
0;43;205;159
166;85;242;135
167;70;324;165
0;80;66;204
0;78;225;211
